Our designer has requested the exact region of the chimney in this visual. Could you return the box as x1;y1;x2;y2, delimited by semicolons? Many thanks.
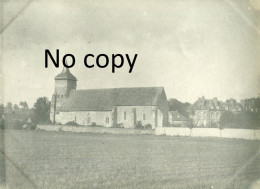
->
213;97;218;105
202;96;205;103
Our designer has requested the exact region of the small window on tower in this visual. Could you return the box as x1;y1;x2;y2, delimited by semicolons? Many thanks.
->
143;113;146;120
61;94;63;98
75;116;77;122
57;94;60;98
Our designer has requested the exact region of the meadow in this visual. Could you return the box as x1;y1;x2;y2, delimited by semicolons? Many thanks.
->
1;130;260;189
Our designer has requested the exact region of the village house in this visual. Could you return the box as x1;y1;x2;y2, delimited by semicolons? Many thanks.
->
168;111;189;126
188;96;225;127
241;97;260;112
223;98;242;114
50;68;169;128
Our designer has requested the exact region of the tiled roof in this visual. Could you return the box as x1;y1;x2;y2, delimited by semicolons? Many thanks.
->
169;111;188;121
60;87;165;111
188;97;225;111
55;67;77;81
223;101;242;111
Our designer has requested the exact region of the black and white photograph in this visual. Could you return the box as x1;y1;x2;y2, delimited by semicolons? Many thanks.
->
0;0;260;188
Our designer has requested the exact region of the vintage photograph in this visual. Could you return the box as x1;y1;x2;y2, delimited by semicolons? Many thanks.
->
0;0;260;188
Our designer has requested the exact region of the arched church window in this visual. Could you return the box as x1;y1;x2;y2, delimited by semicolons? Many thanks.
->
57;94;60;98
124;111;127;120
61;94;63;98
106;117;109;123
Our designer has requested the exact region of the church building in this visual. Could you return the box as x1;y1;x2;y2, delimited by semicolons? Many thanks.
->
50;68;169;128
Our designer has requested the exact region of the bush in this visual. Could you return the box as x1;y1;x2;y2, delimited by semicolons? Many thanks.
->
144;124;152;129
65;121;78;126
89;122;103;127
135;121;144;129
210;122;219;128
29;123;37;130
14;120;26;130
187;121;194;129
38;119;52;125
115;123;124;128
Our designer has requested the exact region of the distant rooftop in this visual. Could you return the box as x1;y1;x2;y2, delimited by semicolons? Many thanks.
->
188;96;225;111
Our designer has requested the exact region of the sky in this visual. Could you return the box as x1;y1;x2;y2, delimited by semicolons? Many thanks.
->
0;0;260;107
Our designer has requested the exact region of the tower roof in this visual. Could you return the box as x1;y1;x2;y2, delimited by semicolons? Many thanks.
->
55;67;77;81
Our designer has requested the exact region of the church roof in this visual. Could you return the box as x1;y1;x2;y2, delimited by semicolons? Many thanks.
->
55;67;77;81
60;87;165;111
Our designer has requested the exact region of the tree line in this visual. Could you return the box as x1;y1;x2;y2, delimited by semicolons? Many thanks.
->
0;97;51;129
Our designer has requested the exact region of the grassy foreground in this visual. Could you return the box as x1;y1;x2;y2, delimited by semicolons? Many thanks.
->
1;130;260;189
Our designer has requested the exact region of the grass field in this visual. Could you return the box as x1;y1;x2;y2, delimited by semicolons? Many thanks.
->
1;130;260;189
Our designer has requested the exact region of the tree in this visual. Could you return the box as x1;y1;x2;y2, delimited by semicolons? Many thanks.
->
33;97;51;123
13;104;19;110
220;111;236;127
168;98;191;117
6;102;13;110
220;111;260;129
0;104;4;129
19;101;28;109
0;104;4;114
235;112;259;129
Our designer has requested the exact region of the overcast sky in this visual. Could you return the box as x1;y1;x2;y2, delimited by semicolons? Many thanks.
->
1;0;260;107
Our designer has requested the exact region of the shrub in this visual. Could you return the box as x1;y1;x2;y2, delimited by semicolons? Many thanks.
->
115;123;124;128
135;121;144;129
29;123;37;130
210;122;219;128
89;122;103;127
90;122;96;127
187;121;194;129
14;120;26;130
38;119;52;124
144;124;152;130
65;121;78;126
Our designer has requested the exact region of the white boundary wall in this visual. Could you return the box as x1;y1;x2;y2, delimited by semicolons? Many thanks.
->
37;125;260;140
191;128;220;138
155;127;190;136
220;129;255;140
255;130;260;140
155;127;260;140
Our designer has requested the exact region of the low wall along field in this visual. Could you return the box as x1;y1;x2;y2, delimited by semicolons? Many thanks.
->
37;125;260;140
155;127;260;140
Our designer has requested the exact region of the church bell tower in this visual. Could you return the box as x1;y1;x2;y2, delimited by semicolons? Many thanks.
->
50;67;77;124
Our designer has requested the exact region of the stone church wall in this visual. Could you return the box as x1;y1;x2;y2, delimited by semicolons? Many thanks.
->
58;111;113;127
117;106;157;128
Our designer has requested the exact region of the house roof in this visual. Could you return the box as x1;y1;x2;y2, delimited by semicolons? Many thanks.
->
169;111;188;121
223;100;242;111
60;87;165;111
55;67;77;81
188;97;225;111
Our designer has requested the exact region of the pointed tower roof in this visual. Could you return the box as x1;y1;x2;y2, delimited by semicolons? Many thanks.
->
55;67;77;81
